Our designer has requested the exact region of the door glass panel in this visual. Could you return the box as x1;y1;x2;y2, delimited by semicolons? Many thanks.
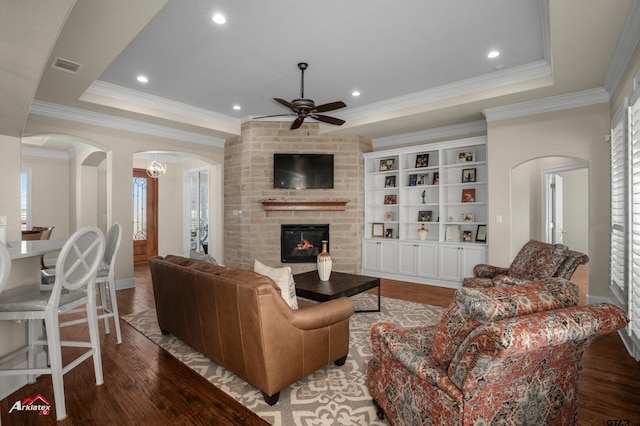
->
188;170;209;254
133;176;148;241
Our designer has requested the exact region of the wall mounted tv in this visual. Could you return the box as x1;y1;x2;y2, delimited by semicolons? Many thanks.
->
273;153;334;189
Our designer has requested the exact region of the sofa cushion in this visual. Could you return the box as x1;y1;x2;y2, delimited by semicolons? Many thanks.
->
254;260;298;310
507;240;568;280
431;278;579;367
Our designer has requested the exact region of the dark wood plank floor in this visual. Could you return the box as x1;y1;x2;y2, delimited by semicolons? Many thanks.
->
1;264;638;425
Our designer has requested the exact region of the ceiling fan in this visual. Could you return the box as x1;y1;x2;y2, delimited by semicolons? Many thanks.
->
254;62;346;130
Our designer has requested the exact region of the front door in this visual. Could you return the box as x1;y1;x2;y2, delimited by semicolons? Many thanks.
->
133;168;158;263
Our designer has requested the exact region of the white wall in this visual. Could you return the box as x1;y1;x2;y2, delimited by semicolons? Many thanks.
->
487;102;610;298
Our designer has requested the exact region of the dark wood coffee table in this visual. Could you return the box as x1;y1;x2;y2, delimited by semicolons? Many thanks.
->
293;270;380;313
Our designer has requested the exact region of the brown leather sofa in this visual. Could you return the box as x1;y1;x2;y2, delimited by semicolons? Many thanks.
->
149;255;354;405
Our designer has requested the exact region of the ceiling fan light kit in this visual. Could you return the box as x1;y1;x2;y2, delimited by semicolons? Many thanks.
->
254;62;346;130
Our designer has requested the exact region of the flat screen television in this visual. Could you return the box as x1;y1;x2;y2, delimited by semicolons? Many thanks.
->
273;153;334;189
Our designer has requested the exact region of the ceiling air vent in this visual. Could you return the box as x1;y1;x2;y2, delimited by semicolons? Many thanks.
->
51;56;83;74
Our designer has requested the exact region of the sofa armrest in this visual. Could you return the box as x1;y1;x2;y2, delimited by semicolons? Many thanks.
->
473;264;508;278
290;297;354;330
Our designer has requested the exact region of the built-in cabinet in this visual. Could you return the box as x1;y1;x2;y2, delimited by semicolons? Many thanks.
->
362;137;487;287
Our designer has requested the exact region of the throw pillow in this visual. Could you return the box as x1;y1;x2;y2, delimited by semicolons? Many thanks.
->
508;240;568;280
254;260;299;310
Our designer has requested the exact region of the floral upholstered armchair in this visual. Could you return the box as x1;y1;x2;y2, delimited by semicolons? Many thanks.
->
462;239;588;289
367;279;628;425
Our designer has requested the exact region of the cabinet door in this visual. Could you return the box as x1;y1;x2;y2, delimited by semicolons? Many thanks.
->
416;243;438;279
379;240;397;273
438;245;462;281
398;242;418;275
363;239;380;271
461;246;486;279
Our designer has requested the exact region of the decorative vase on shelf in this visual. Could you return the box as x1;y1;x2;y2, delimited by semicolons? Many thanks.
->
317;240;332;281
418;224;428;240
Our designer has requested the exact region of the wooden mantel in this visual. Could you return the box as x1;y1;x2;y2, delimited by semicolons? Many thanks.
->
260;199;350;211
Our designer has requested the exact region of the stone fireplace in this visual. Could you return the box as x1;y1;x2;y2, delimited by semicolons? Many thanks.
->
281;224;329;263
223;121;372;274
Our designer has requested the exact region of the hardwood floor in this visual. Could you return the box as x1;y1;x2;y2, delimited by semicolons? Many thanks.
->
1;264;638;425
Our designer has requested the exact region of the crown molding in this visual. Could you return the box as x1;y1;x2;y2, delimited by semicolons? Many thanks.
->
21;145;72;159
483;87;610;122
84;81;241;133
340;60;551;122
29;100;225;148
603;0;640;95
373;120;487;149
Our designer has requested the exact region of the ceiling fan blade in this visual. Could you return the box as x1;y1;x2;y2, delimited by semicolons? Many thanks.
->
291;116;305;130
311;114;345;126
274;98;297;112
313;101;347;113
252;113;296;119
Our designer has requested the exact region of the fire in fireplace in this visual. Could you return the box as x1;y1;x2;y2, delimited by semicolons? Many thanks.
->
281;224;329;263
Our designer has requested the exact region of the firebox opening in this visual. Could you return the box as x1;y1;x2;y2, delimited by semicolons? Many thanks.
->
281;224;329;263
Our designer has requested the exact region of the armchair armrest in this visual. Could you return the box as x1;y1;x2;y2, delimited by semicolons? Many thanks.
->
473;264;509;278
290;297;354;330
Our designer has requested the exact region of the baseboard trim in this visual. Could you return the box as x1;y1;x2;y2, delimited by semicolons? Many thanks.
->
586;294;612;304
116;278;135;290
0;352;48;401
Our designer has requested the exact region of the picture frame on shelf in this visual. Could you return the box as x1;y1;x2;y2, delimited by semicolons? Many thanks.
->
408;174;417;186
418;210;432;222
384;194;397;205
415;153;429;168
461;213;474;222
476;225;487;242
417;174;427;185
462;188;476;203
462;230;473;242
432;172;439;185
462;168;476;183
372;223;384;238
384;211;394;221
379;158;395;171
445;225;461;242
385;175;396;188
456;149;475;164
385;228;393;238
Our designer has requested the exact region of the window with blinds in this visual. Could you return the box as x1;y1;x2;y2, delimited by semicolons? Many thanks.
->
610;100;628;308
629;85;640;342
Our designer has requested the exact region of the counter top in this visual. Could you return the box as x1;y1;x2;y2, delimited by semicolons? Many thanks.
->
4;239;65;260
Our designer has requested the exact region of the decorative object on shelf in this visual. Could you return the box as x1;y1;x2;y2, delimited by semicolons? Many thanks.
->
461;213;474;222
146;156;167;179
417;174;427;185
462;188;476;203
476;224;487;242
418;210;432;222
385;175;396;187
384;211;394;221
380;158;395;171
384;194;397;205
421;190;426;204
445;225;461;242
408;174;417;186
456;149;475;163
462;168;476;183
433;172;439;185
462;230;473;242
415;153;429;168
449;216;454;222
418;223;428;240
317;240;332;281
385;228;393;238
372;223;384;238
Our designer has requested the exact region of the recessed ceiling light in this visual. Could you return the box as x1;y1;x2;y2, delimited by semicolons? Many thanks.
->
233;105;241;111
137;75;149;83
352;91;361;97
487;50;500;59
212;13;226;24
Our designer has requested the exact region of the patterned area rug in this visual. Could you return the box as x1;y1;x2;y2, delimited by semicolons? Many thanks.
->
121;293;444;425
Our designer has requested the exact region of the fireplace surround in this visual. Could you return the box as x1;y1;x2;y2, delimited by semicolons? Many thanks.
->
281;224;329;263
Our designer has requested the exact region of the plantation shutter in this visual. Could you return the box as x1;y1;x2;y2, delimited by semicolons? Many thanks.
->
610;100;628;309
630;84;640;341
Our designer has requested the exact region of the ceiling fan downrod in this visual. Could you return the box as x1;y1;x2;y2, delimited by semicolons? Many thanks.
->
298;62;308;99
